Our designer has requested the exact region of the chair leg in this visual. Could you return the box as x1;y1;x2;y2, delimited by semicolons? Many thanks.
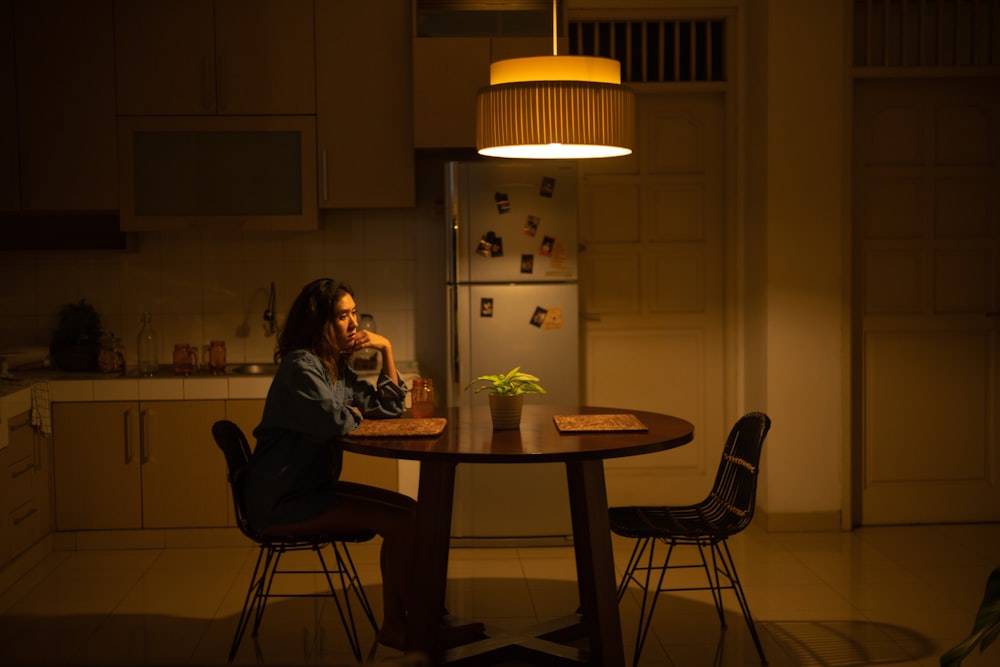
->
616;537;649;602
628;538;675;667
332;542;379;633
252;546;283;637
315;545;366;662
714;540;767;665
228;546;269;663
698;541;728;628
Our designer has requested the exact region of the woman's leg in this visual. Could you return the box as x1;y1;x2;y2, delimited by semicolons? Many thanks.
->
270;482;416;648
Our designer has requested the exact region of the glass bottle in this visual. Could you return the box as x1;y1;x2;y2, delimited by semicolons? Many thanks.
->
137;313;158;376
349;313;379;372
410;377;435;418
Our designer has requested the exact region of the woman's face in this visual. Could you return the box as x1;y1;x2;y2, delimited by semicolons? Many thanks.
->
327;292;358;352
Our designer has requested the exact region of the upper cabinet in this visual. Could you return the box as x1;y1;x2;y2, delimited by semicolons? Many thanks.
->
0;0;18;212
413;37;556;148
11;0;118;211
115;0;315;116
315;0;414;208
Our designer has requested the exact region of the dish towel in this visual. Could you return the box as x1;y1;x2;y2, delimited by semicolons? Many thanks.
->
30;380;52;436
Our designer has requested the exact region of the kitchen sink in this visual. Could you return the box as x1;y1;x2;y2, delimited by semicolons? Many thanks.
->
230;363;278;376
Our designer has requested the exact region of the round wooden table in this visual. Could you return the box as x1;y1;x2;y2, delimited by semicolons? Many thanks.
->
341;404;694;666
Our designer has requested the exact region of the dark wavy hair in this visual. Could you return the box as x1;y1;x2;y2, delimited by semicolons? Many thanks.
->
275;279;355;371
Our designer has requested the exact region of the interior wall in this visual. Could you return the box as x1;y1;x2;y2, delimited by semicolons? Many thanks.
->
753;0;849;530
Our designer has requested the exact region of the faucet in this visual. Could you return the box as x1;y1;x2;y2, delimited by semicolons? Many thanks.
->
263;282;277;336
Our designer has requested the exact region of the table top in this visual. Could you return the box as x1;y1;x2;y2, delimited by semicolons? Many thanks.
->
340;403;694;464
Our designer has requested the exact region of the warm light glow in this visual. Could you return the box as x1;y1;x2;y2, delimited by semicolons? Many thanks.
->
490;55;621;85
479;144;631;159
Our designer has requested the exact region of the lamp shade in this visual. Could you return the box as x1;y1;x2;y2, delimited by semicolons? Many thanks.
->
476;56;635;159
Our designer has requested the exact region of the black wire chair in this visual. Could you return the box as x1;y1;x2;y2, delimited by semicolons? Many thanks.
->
609;412;772;666
211;419;379;663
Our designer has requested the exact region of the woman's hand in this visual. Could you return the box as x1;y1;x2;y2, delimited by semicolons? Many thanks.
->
349;330;400;386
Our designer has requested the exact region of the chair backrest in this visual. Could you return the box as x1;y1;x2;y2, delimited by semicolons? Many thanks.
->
211;419;255;539
708;412;771;533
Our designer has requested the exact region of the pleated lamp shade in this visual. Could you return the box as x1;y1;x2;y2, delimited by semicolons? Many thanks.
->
476;55;635;159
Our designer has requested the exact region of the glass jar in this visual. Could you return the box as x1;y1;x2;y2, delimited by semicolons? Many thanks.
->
172;343;196;376
410;377;435;418
208;340;226;375
97;332;126;375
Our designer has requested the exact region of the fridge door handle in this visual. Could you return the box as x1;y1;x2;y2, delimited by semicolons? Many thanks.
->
582;313;602;322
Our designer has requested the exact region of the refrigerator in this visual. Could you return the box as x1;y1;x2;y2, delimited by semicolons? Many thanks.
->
445;160;578;545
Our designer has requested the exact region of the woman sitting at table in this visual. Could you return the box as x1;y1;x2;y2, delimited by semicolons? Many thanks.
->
243;277;416;649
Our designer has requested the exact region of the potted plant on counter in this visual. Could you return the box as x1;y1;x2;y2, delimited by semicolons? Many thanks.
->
50;299;103;372
466;366;546;430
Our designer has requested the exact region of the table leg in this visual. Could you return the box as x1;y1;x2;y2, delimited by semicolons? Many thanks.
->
406;460;457;659
565;459;625;667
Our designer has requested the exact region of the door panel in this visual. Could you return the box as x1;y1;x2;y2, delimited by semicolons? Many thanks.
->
580;93;726;506
855;78;1000;523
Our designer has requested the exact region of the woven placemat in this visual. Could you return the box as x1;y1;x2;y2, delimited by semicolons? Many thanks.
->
348;417;447;438
553;414;648;433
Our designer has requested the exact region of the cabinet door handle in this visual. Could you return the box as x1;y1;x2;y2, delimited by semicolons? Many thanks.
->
218;57;227;112
11;463;33;479
203;55;213;111
321;149;329;202
124;409;134;464
13;505;37;526
140;409;152;464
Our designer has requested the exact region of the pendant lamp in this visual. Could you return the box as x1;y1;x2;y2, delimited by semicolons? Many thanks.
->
476;1;635;159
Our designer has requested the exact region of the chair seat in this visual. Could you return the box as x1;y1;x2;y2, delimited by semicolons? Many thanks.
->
610;502;749;540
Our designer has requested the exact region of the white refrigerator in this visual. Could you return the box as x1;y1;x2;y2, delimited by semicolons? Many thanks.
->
445;160;578;545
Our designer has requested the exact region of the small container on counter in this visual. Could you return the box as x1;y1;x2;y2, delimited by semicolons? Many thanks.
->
208;340;226;375
97;332;126;375
136;313;158;376
410;377;435;418
172;343;197;376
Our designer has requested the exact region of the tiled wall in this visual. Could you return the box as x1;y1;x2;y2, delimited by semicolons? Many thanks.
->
0;158;449;373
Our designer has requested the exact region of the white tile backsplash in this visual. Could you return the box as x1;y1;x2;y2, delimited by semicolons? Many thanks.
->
0;156;451;377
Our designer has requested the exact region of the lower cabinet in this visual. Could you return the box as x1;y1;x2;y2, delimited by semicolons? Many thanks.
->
2;411;52;562
53;400;229;531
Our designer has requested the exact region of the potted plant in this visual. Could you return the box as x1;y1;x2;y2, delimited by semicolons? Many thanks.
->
466;366;546;430
941;567;1000;666
50;299;103;372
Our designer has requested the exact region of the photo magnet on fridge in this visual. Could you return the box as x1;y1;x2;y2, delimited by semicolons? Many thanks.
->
495;191;511;214
480;298;493;317
530;306;548;328
541;306;563;330
540;176;556;198
539;235;555;257
523;215;540;236
520;254;534;274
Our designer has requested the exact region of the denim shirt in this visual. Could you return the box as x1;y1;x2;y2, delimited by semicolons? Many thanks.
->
244;349;406;531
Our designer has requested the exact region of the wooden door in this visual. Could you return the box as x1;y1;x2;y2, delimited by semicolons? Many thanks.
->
580;92;727;506
52;402;141;531
140;400;228;528
855;78;1000;523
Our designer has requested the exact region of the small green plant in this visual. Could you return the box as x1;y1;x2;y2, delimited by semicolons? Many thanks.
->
465;366;546;396
941;567;1000;666
51;299;102;346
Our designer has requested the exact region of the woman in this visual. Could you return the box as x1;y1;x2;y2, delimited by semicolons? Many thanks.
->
244;278;414;649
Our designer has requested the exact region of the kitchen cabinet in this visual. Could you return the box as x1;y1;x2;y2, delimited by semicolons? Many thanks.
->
0;0;17;212
115;0;315;116
12;0;118;211
3;412;52;561
53;401;229;531
413;37;555;148
315;0;414;208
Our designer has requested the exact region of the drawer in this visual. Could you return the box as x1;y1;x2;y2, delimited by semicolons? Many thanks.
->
6;454;35;509
8;498;45;557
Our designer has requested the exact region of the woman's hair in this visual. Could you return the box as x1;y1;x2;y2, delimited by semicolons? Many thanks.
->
275;278;355;368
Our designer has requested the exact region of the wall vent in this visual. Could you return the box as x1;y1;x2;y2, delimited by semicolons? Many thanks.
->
853;0;1000;67
568;19;726;83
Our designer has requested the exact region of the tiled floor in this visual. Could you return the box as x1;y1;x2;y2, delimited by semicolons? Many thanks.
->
0;523;996;666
